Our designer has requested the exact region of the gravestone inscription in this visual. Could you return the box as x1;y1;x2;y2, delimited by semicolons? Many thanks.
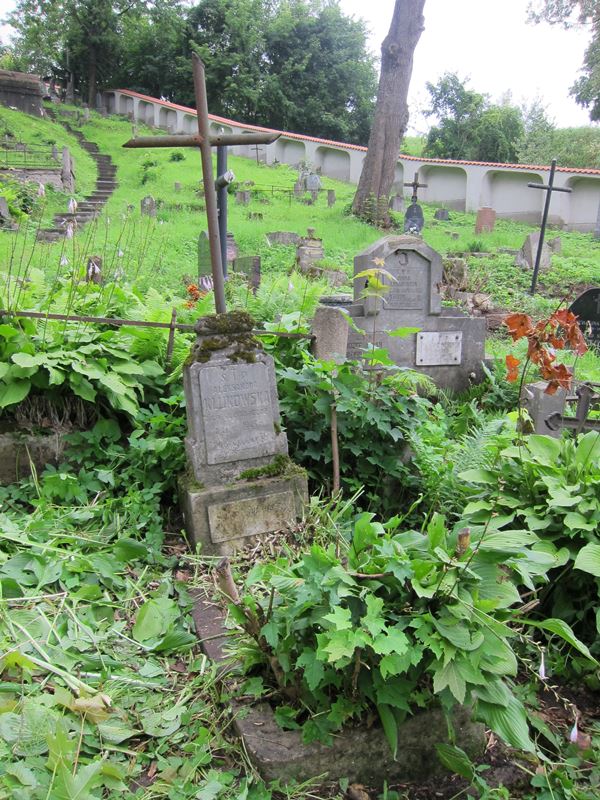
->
315;236;487;392
570;287;600;351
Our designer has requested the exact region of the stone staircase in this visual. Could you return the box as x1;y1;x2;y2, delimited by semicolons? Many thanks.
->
38;114;118;242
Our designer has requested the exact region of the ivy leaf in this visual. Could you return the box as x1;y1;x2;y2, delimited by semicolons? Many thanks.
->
362;594;385;637
321;630;356;663
372;627;409;656
322;605;352;630
296;648;325;691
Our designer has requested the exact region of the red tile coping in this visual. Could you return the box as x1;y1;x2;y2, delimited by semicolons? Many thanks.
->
113;89;600;176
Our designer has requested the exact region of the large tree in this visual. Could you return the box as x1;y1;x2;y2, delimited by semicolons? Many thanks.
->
351;0;426;223
528;1;600;120
423;73;524;163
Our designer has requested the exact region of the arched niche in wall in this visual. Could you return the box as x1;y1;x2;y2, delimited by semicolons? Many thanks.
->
139;101;155;127
209;121;232;136
157;107;178;132
489;170;544;223
274;137;306;168
183;115;197;134
419;165;467;210
391;163;404;193
314;146;351;182
566;176;600;232
118;95;133;116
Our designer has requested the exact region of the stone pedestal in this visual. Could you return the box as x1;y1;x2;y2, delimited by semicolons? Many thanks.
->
521;382;568;438
181;312;308;554
296;228;324;274
475;207;496;233
312;305;349;362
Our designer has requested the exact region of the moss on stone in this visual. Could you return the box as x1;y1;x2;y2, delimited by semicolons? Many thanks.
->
187;311;261;365
237;454;304;482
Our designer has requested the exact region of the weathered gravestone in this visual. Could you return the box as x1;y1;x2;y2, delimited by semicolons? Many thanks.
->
0;196;11;226
232;255;261;293
296;228;325;273
180;313;308;555
236;190;251;205
198;230;211;281
570;287;600;351
226;232;238;263
515;231;552;271
403;199;424;234
306;173;321;202
316;236;487;392
141;195;156;217
327;189;336;207
475;207;496;234
174;182;181;192
389;195;404;213
267;231;300;246
434;208;450;221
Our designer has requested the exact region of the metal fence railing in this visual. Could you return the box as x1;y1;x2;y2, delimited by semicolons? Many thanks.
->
0;143;59;170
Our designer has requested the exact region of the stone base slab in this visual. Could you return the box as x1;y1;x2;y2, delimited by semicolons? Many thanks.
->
192;591;486;788
180;472;308;555
0;430;66;485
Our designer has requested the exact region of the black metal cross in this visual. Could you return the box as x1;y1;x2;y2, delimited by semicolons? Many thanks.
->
404;171;428;202
122;54;280;313
528;159;572;295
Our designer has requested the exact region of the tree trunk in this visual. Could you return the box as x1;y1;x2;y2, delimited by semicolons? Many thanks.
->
352;0;426;224
87;46;97;108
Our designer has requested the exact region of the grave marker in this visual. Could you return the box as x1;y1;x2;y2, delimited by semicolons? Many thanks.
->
317;236;487;392
475;207;496;233
233;255;261;293
570;287;600;351
141;195;156;217
198;231;211;280
180;313;308;554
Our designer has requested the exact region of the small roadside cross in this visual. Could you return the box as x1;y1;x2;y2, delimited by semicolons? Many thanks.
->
404;171;428;202
122;53;279;314
528;159;572;295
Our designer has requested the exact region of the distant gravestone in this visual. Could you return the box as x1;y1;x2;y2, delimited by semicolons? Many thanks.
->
306;173;321;202
198;231;211;280
296;228;324;273
141;195;156;217
434;208;450;221
515;231;552;271
0;196;11;224
236;190;251;205
317;236;487;392
327;189;336;207
475;207;496;234
267;231;300;246
226;232;238;263
403;199;424;234
233;255;261;293
570;287;600;351
389;195;404;213
174;182;181;192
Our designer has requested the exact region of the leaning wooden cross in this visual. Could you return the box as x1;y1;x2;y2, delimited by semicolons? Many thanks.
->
122;54;280;314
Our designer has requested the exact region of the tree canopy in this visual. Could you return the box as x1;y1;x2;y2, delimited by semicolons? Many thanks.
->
5;0;377;144
528;0;600;121
423;73;524;163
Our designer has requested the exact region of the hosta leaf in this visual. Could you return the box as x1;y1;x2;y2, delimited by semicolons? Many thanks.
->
132;598;178;643
0;379;30;408
11;352;45;368
516;617;597;664
477;696;535;752
574;543;600;579
377;703;398;759
435;744;475;780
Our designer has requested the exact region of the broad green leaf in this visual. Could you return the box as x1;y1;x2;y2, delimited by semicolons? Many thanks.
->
435;744;475;780
477;695;535;752
0;363;9;379
574;544;600;579
132;597;178;643
515;617;597;664
69;372;96;402
525;435;562;466
0;324;19;339
11;352;45;368
458;468;496;485
296;649;325;691
388;326;421;338
575;431;600;467
97;719;139;744
377;703;398;759
322;605;352;631
0;379;30;408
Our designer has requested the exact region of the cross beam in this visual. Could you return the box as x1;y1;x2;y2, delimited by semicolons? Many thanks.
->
545;383;600;434
121;53;281;314
404;171;428;202
528;159;572;296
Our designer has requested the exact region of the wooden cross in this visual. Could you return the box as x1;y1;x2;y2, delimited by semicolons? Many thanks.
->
528;159;572;295
122;53;280;313
404;171;428;202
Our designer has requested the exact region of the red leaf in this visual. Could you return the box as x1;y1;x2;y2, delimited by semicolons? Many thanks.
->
504;313;533;341
505;354;521;382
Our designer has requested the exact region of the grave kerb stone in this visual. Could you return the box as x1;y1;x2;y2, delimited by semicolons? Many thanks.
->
311;305;350;363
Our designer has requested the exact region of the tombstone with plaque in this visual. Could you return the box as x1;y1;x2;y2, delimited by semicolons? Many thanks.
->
315;236;487;392
570;287;600;351
180;312;308;554
403;199;424;235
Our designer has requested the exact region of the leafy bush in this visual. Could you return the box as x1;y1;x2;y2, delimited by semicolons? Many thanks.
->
278;355;432;512
169;151;185;162
228;511;589;755
460;432;600;648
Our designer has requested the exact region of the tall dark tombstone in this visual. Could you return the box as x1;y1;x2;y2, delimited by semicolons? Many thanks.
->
570;288;600;352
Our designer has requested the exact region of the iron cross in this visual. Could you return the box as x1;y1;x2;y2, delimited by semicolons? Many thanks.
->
122;54;280;313
528;159;572;295
404;171;428;202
